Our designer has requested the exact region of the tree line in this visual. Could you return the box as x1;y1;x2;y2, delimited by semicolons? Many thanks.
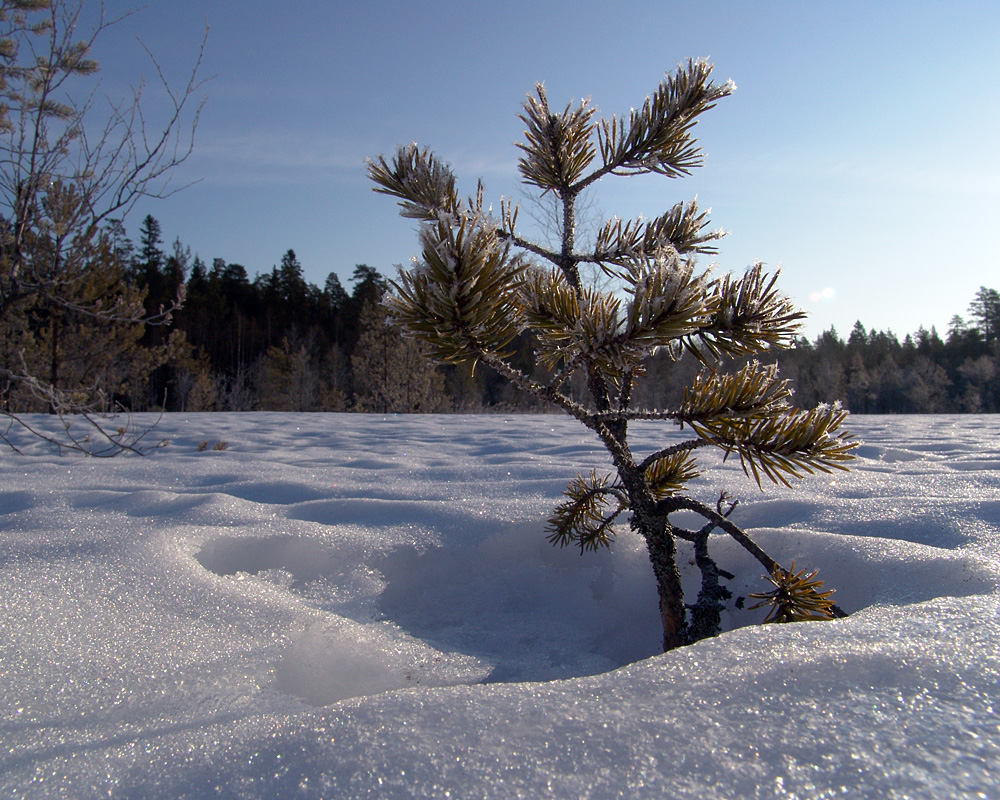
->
2;212;535;415
775;285;1000;414
4;208;998;416
636;286;1000;415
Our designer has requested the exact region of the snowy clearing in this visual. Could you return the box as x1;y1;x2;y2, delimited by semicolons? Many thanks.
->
1;413;998;798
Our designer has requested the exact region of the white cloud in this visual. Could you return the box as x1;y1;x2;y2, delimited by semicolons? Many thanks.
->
189;129;367;185
809;287;835;303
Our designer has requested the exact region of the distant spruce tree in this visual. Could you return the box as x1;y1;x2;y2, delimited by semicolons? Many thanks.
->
351;297;445;413
370;61;857;651
968;287;1000;345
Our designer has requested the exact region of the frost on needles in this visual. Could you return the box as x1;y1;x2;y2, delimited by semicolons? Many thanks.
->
369;59;858;652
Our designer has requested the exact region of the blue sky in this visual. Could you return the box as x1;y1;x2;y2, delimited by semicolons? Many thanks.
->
93;1;999;340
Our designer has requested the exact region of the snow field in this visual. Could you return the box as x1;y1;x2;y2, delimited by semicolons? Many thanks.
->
0;412;998;798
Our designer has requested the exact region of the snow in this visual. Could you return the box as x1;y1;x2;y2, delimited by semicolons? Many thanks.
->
1;412;998;798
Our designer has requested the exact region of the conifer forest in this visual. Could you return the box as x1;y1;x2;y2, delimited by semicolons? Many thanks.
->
2;210;995;417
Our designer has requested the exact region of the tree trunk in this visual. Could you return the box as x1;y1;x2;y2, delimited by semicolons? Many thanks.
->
638;512;687;651
48;316;60;415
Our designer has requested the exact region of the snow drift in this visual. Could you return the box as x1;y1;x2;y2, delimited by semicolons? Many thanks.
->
0;413;997;798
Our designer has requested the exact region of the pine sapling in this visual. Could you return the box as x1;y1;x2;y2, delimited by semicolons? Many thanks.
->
369;60;858;652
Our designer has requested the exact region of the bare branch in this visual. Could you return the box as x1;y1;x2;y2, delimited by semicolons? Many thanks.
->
0;0;207;455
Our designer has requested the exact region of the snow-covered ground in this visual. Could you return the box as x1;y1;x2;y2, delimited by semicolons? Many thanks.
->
1;412;998;799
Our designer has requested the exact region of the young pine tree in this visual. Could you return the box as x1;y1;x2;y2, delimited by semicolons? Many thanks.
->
3;183;168;420
369;61;857;651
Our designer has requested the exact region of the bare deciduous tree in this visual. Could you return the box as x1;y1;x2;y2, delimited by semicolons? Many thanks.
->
0;0;205;454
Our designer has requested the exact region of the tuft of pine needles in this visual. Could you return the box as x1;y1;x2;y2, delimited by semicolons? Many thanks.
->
546;470;626;553
749;562;837;623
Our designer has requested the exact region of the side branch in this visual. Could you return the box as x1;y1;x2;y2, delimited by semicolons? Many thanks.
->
477;350;593;426
546;350;587;390
497;228;563;267
638;438;712;472
591;408;678;422
658;494;776;572
658;495;848;618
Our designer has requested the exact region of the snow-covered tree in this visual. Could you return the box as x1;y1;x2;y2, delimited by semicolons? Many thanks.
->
369;61;857;651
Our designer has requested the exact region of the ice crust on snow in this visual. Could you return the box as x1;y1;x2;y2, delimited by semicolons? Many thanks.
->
0;412;998;798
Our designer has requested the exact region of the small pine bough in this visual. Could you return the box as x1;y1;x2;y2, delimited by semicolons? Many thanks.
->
369;60;858;652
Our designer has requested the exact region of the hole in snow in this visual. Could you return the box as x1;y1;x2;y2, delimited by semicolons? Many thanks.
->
195;534;336;587
193;525;997;705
